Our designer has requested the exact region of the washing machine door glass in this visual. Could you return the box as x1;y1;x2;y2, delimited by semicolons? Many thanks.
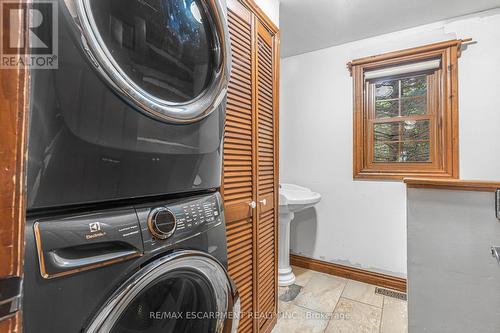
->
85;252;239;333
74;0;230;123
111;271;217;332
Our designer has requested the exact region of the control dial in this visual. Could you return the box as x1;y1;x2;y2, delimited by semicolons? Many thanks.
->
147;207;176;240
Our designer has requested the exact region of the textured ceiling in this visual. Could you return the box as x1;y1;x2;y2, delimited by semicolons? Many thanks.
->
280;0;500;57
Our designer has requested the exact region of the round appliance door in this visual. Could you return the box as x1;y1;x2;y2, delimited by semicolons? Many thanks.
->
85;251;239;333
69;0;230;123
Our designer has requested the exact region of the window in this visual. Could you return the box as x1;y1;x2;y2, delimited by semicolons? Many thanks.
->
349;40;463;180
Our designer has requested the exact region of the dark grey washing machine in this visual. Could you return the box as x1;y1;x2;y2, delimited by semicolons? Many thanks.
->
24;0;238;332
24;192;240;333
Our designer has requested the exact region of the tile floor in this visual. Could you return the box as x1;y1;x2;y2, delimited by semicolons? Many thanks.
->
272;266;408;333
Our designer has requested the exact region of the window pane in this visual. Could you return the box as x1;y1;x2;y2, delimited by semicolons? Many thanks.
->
375;100;399;118
374;141;430;162
375;80;399;100
374;142;399;162
401;120;429;140
401;75;426;97
402;142;430;162
401;96;426;116
374;122;399;142
374;120;429;142
374;120;431;162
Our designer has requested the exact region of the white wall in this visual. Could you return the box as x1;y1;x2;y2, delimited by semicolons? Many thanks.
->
254;0;280;27
280;9;500;278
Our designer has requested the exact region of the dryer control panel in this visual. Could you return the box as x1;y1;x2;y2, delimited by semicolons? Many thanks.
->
136;192;224;252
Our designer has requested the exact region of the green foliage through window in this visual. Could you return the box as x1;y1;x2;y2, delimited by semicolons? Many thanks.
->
373;74;430;163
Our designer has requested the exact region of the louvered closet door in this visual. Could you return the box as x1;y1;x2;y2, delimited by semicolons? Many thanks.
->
256;21;278;333
223;1;255;333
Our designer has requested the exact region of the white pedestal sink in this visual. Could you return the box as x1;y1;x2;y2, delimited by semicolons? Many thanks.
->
279;183;321;286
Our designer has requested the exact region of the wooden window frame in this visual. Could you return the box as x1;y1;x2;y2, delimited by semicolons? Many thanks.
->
348;40;465;181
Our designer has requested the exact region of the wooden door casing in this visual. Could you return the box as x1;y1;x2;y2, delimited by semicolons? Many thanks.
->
0;67;28;333
0;6;29;332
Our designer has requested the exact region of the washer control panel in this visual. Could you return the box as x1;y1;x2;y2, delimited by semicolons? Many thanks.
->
137;192;223;252
147;207;176;240
175;197;220;232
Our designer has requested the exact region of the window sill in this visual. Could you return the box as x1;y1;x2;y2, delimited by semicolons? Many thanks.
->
353;171;457;181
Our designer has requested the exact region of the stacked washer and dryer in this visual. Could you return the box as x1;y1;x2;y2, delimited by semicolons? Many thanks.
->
24;0;238;332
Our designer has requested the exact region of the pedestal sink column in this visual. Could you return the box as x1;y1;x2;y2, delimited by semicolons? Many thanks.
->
278;183;321;287
278;211;295;286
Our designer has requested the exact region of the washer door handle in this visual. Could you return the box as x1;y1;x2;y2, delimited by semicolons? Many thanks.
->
48;248;139;270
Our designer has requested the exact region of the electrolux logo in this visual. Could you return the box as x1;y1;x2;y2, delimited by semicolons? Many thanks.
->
86;222;106;240
89;222;101;233
1;0;58;69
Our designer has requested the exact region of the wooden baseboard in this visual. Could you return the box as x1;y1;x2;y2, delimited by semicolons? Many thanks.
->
290;254;407;293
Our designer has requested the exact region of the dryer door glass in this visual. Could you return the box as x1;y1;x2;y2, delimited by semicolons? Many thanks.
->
110;270;217;332
88;0;216;103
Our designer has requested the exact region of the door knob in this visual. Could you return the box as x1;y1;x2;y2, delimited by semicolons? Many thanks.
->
260;199;267;206
249;201;256;209
491;246;500;264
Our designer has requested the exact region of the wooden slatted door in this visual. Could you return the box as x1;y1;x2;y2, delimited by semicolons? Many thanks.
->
255;22;278;333
223;1;256;333
223;1;279;332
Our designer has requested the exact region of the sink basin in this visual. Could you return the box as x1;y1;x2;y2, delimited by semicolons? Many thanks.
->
279;183;321;214
278;183;321;286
